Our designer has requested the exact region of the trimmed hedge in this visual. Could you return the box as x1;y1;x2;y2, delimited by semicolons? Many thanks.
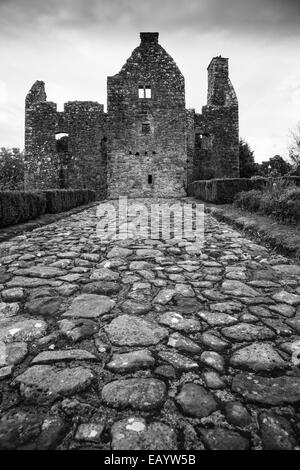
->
235;187;300;225
43;189;96;213
0;189;96;228
0;191;46;228
188;177;300;204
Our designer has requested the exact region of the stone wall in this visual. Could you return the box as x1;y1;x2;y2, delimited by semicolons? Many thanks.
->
25;82;58;189
63;102;107;194
107;32;187;198
186;109;196;186
24;35;240;196
193;57;239;180
24;82;107;197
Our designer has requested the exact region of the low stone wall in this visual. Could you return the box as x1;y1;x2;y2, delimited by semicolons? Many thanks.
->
188;177;300;204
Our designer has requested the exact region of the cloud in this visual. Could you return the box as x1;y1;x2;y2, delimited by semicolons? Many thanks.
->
278;75;300;107
0;80;7;104
0;0;300;38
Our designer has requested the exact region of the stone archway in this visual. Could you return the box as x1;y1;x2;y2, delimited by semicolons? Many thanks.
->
55;133;70;189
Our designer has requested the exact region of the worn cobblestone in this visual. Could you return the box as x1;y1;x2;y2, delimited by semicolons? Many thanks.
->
0;198;299;450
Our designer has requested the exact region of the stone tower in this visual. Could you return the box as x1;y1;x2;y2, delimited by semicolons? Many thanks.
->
190;56;239;181
107;32;187;198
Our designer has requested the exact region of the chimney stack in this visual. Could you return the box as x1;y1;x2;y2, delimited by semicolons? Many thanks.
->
140;32;159;44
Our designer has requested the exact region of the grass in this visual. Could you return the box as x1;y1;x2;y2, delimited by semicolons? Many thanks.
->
234;178;300;225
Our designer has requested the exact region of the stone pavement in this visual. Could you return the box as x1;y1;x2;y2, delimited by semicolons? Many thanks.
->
0;198;299;450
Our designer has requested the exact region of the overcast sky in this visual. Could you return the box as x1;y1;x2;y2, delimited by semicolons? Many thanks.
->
0;0;300;162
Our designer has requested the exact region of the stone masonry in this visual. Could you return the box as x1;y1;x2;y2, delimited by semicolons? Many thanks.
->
190;58;239;181
25;83;107;196
24;33;239;197
0;197;299;450
107;32;186;198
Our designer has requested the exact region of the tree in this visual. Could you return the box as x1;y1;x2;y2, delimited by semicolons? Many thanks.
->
268;155;291;176
239;139;257;178
257;155;292;177
289;122;300;175
0;147;25;190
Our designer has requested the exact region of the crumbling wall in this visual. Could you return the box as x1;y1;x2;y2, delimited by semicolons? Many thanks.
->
186;109;195;185
107;32;187;198
64;102;107;195
193;57;239;180
25;82;107;196
25;81;59;189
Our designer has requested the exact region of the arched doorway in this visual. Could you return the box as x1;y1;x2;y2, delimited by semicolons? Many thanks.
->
55;133;69;189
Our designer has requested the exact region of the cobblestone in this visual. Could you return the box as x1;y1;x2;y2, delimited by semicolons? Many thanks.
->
0;197;299;449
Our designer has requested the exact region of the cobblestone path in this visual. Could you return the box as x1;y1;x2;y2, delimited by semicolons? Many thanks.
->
0;198;299;450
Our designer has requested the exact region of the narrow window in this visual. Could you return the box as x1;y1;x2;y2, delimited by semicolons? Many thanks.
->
145;86;151;99
138;87;144;99
142;122;151;135
55;133;69;153
55;133;69;189
195;133;202;149
148;175;153;185
138;85;152;99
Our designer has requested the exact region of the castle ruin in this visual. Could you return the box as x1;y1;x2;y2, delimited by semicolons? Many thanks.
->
24;32;239;198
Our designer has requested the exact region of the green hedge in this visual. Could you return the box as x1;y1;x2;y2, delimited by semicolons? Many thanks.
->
0;191;46;228
235;187;300;224
0;189;96;228
43;189;96;213
188;177;300;204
